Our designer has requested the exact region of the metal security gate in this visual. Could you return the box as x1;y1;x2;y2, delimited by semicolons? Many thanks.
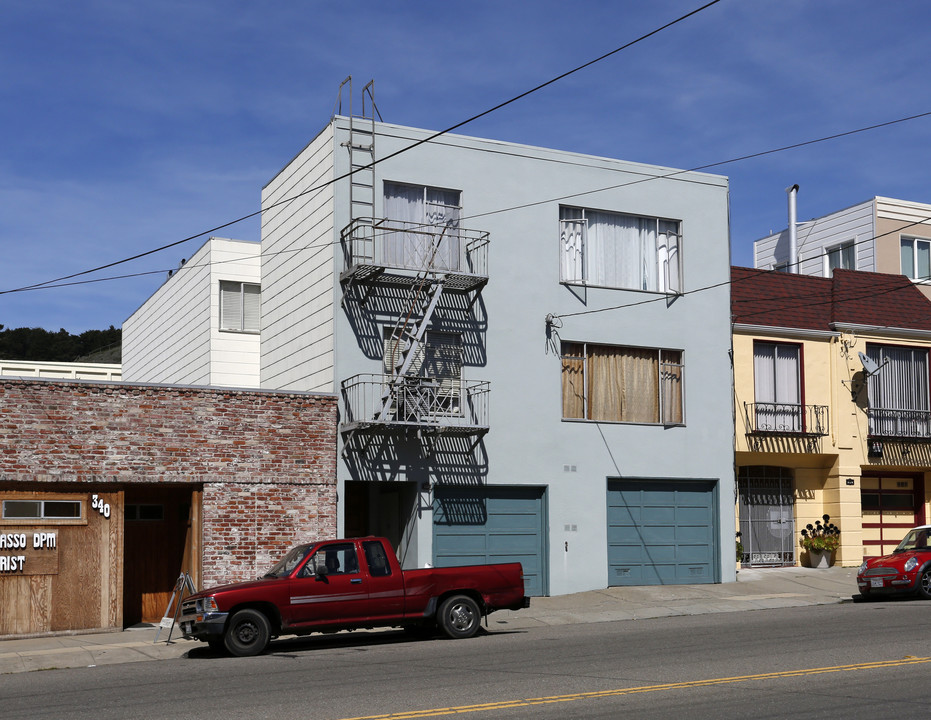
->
607;479;717;586
433;486;547;596
737;466;795;567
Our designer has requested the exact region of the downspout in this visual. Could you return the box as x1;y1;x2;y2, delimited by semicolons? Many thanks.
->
787;184;799;273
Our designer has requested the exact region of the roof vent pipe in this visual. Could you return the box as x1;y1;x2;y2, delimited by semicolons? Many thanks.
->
786;184;799;273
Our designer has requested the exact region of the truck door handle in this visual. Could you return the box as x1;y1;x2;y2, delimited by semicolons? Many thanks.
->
350;578;363;584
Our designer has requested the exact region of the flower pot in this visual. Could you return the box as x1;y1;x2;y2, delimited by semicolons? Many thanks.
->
808;549;832;568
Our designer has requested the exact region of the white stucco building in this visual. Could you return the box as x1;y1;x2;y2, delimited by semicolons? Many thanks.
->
124;104;735;596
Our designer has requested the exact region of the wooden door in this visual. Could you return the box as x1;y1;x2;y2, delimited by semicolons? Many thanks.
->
123;485;194;625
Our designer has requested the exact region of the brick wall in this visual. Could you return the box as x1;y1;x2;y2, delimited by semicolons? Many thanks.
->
0;379;338;584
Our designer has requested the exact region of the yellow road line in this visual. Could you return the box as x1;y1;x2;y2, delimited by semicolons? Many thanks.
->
338;656;931;720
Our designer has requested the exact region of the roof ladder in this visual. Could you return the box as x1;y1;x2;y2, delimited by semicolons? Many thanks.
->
336;77;378;224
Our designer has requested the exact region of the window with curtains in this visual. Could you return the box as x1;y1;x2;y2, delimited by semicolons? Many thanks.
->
900;236;931;280
559;206;681;293
561;342;684;425
753;342;802;432
219;281;261;333
383;181;462;271
384;329;463;415
866;343;931;438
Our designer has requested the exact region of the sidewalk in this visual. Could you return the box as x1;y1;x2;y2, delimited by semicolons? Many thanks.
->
0;566;859;675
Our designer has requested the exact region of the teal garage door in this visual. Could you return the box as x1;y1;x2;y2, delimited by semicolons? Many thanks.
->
607;480;717;586
433;487;546;596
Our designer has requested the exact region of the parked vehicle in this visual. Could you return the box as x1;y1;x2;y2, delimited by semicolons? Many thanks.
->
178;536;529;656
856;525;931;599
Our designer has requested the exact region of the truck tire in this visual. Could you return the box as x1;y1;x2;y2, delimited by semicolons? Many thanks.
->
438;594;481;639
224;609;271;656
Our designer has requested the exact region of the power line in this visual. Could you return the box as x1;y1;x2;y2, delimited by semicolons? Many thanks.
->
2;0;724;297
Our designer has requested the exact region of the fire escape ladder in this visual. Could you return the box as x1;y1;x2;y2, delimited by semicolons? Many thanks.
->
377;276;446;422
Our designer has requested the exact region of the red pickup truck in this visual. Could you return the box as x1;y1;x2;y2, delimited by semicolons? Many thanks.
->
178;536;529;656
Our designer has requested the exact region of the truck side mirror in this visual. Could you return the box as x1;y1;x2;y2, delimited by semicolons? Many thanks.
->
313;555;328;577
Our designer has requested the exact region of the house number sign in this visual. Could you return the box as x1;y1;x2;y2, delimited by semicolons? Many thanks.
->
92;494;111;518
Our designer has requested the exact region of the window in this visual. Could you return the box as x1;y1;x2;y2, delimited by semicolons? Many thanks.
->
383;182;462;271
125;504;164;521
219;281;260;332
312;543;360;576
561;342;683;424
2;499;82;519
866;343;930;437
384;329;462;416
825;241;856;275
363;540;392;577
901;237;931;280
753;342;801;432
559;206;681;293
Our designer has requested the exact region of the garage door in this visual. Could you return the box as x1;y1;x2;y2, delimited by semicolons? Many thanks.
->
607;479;717;586
433;486;546;596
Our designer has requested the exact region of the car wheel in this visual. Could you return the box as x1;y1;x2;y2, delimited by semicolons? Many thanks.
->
438;594;481;640
224;609;271;656
918;568;931;599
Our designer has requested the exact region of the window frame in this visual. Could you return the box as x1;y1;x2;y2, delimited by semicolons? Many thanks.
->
558;205;682;294
824;241;856;276
900;236;931;281
752;340;804;433
219;281;261;333
560;341;685;426
0;494;87;526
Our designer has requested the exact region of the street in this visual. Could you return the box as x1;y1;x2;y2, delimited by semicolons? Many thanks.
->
2;599;930;719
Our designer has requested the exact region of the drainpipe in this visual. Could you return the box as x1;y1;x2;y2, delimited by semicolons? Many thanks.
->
787;184;799;273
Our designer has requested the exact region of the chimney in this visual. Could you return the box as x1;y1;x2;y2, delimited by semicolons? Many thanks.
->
786;184;799;273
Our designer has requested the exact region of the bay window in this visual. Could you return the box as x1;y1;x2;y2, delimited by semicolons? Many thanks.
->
866;343;930;437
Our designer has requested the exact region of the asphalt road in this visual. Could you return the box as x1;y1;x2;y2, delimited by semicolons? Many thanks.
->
2;599;930;720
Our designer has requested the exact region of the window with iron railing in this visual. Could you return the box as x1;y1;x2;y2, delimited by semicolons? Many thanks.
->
866;343;931;439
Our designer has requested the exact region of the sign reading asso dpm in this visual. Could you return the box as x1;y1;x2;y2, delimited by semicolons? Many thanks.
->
0;532;58;574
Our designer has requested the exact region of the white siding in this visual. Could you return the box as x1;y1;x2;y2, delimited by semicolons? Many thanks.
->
260;124;336;392
123;237;260;387
753;199;875;275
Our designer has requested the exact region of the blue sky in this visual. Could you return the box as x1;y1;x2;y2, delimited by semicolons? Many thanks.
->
2;0;930;334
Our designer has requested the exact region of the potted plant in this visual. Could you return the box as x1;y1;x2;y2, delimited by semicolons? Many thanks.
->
800;515;840;568
735;531;744;569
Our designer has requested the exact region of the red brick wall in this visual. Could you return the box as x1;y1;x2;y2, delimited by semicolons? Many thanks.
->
0;379;338;585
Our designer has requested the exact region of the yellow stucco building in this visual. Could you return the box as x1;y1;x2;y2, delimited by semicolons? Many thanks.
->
733;267;931;568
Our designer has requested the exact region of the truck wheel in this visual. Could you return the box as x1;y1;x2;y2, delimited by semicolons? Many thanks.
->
224;609;271;656
438;595;481;639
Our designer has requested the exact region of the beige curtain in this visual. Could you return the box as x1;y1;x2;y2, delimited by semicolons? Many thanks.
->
561;343;585;419
661;350;683;424
588;346;657;422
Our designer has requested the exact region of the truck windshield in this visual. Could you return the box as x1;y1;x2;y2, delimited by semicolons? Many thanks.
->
264;544;315;578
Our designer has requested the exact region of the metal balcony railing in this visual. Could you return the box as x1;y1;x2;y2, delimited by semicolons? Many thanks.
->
868;408;931;439
744;402;829;437
340;217;489;291
341;373;490;434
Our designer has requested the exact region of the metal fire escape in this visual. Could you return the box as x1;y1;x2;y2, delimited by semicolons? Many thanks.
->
337;79;490;454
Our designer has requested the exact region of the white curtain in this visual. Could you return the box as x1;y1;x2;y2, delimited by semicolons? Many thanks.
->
383;183;461;271
559;208;585;282
754;343;800;431
559;208;680;292
383;182;422;266
868;345;929;436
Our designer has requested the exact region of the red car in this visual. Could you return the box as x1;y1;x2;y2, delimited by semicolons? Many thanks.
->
857;525;931;599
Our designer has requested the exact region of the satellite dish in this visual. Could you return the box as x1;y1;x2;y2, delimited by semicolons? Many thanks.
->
858;351;881;376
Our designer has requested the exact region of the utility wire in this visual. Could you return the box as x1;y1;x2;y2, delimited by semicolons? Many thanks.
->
2;0;724;297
